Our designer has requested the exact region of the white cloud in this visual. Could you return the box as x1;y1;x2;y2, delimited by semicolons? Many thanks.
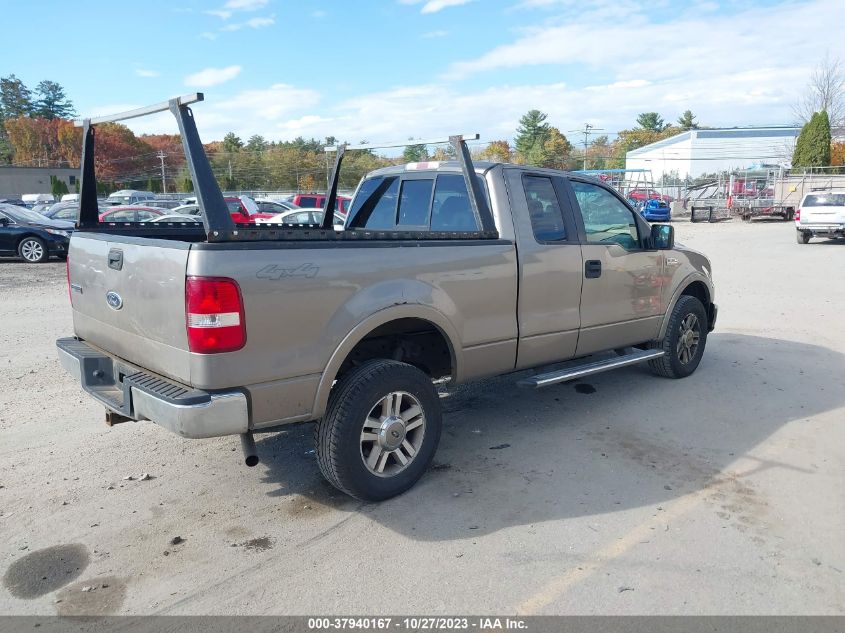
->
184;65;243;88
135;69;160;78
207;0;269;19
422;29;449;38
400;0;473;13
220;15;275;30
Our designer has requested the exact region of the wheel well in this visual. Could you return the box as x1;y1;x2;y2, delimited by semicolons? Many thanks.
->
337;318;454;382
17;233;43;246
681;281;710;307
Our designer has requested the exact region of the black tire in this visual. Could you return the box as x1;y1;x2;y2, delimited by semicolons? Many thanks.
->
797;231;811;244
649;295;708;379
18;236;48;263
315;359;442;501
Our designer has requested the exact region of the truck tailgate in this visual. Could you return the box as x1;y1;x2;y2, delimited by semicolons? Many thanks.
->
68;234;193;384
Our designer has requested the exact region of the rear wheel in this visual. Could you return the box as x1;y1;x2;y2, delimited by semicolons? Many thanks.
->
650;295;708;379
18;237;48;263
316;359;442;501
797;231;811;244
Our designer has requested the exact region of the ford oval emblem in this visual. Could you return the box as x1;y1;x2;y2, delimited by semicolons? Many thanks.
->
106;291;123;310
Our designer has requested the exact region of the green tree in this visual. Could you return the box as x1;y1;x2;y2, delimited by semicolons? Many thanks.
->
245;134;267;152
514;109;550;163
221;132;243;154
792;110;832;167
677;110;699;130
33;80;75;119
636;112;666;132
403;138;429;162
0;74;33;117
50;175;69;197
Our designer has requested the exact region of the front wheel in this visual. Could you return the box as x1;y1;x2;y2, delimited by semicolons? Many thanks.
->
796;231;811;244
649;295;708;378
18;237;48;263
316;359;442;501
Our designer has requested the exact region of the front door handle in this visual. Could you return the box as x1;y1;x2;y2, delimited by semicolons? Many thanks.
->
585;260;602;279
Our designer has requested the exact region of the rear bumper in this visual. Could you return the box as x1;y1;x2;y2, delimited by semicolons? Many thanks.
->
797;224;845;235
56;337;248;439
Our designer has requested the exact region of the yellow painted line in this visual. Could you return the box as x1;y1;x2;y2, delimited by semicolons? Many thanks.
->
515;460;772;615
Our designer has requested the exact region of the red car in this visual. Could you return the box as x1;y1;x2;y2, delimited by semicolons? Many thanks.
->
224;196;276;224
627;189;674;203
98;205;167;222
289;193;352;215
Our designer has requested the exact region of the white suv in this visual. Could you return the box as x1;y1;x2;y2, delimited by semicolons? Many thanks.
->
795;191;845;244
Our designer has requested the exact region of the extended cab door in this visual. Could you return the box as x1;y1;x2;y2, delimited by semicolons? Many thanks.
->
505;169;584;369
566;177;664;355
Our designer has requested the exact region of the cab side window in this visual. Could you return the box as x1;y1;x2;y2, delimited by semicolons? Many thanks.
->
522;175;567;241
572;181;640;249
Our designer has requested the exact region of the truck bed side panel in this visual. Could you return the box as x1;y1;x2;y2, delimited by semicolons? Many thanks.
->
186;241;519;394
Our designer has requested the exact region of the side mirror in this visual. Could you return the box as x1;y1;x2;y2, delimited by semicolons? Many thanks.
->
650;223;674;249
0;216;9;226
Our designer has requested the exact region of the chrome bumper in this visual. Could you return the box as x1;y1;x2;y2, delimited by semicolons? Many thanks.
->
57;337;248;439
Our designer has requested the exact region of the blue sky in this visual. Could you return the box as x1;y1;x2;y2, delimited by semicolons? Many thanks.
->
5;0;844;144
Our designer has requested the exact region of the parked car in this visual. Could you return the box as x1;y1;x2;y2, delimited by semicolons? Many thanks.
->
99;206;167;223
627;188;673;203
149;214;203;223
639;199;671;222
254;198;300;213
795;191;845;244
0;203;73;263
287;193;352;214
224;196;276;224
172;204;201;215
42;201;81;222
255;209;346;228
21;193;55;207
105;190;156;206
147;199;188;210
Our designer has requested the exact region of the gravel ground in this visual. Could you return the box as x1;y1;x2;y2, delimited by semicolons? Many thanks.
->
1;220;844;616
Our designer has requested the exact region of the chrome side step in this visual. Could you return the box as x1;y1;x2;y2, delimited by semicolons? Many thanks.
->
517;348;665;389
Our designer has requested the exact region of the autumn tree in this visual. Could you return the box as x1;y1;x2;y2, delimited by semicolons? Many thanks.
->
479;140;512;162
792;110;832;168
831;141;845;166
542;127;573;169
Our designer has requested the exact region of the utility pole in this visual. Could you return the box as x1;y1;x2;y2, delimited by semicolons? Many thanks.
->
157;151;167;193
570;124;604;170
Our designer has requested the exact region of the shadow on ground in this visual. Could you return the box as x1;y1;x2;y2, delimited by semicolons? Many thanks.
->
254;333;845;541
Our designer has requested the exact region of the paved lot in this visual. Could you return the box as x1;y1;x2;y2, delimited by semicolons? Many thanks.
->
1;220;844;616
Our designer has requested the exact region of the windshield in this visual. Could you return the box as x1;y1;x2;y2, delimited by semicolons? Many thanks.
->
2;204;51;223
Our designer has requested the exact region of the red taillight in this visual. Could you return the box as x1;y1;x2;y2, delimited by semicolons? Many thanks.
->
185;277;246;353
795;208;801;221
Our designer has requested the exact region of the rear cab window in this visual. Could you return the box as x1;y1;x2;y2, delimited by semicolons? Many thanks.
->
803;194;845;206
348;171;488;232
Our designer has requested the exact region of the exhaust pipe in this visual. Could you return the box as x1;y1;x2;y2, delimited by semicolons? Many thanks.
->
240;432;259;467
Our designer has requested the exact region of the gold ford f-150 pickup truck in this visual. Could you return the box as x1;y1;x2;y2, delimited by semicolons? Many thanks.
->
57;95;716;500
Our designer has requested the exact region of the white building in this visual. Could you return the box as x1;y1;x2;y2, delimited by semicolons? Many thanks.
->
625;127;801;179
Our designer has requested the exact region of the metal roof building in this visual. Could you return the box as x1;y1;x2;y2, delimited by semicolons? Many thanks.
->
625;127;801;179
